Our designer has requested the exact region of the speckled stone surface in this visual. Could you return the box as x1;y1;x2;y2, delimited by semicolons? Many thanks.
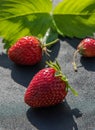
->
0;1;95;130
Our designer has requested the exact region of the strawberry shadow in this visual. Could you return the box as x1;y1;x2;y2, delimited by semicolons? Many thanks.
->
0;41;60;87
0;53;12;69
59;35;82;49
80;57;95;71
0;53;47;87
26;100;82;130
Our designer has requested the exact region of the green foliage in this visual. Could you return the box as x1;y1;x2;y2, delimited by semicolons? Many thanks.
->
53;0;95;38
0;0;95;50
0;0;53;49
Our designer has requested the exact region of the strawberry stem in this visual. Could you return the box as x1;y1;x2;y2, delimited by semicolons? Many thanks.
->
43;39;59;47
72;49;79;72
42;39;59;56
46;61;78;96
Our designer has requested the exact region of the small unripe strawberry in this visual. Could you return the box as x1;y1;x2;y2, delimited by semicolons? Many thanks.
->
24;61;78;108
8;36;58;65
73;38;95;71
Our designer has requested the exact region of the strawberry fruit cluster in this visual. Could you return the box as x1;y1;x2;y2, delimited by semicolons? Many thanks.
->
7;35;95;108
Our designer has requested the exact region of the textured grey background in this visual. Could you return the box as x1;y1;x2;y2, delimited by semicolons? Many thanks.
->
0;0;95;130
0;36;95;130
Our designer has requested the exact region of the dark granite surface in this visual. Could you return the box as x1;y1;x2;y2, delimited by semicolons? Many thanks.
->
0;1;95;130
0;36;95;130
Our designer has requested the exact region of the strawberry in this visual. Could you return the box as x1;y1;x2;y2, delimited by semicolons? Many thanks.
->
77;38;95;57
72;37;95;71
8;36;58;65
24;61;78;108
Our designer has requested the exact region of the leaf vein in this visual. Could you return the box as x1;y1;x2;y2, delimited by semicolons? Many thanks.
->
0;12;50;21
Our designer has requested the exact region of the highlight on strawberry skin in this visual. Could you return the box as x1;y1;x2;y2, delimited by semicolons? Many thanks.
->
72;37;95;71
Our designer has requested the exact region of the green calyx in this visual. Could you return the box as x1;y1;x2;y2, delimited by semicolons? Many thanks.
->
78;46;85;55
46;61;78;96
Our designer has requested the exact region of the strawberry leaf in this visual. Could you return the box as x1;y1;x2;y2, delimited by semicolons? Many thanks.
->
0;0;53;50
53;0;95;38
1;0;95;51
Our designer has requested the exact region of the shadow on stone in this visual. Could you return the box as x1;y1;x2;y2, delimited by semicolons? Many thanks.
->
0;41;60;87
80;57;95;71
26;100;82;130
59;35;81;49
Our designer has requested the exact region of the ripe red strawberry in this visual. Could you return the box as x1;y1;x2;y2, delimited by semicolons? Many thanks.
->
24;61;78;108
8;36;58;65
73;37;95;71
77;38;95;57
